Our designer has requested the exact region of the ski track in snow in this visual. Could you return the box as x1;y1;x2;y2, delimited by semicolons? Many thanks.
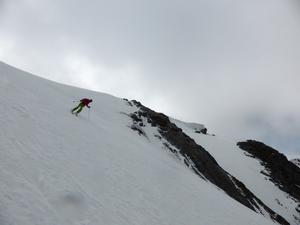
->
0;62;278;225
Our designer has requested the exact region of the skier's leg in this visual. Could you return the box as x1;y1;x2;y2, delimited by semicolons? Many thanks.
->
72;104;80;113
76;105;84;114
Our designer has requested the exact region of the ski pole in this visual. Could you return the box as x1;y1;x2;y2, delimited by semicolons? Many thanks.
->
88;107;91;120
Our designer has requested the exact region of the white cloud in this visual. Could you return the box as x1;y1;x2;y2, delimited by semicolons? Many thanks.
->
0;34;15;59
63;53;145;99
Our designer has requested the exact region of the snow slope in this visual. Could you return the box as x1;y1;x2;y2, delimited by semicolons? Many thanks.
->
0;62;279;225
172;120;300;225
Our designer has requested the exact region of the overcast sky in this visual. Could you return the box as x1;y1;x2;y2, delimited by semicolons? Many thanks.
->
1;0;300;158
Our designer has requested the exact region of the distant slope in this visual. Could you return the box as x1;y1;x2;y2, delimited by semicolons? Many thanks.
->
237;141;300;225
171;116;299;225
0;61;280;225
237;141;300;202
130;100;288;225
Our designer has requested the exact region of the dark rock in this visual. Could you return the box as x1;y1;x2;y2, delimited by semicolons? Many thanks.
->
237;140;300;202
201;128;207;134
296;204;300;213
130;124;146;137
130;113;143;123
148;111;169;128
131;100;142;108
195;128;207;134
154;134;162;140
123;98;133;106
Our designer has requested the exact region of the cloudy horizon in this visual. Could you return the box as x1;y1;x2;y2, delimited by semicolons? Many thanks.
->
1;0;299;158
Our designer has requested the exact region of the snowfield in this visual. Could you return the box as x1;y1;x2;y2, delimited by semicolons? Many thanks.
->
0;61;281;225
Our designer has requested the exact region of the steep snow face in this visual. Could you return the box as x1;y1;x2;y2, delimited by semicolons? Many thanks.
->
292;159;300;168
172;119;300;225
0;62;277;225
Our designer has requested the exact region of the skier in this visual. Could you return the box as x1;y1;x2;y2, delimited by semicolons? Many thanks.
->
71;98;93;116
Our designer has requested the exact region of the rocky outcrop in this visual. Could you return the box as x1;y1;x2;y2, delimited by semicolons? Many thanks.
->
129;100;289;225
195;128;207;134
237;140;300;202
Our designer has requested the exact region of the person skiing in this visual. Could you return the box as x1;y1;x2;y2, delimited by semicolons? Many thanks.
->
71;98;93;116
